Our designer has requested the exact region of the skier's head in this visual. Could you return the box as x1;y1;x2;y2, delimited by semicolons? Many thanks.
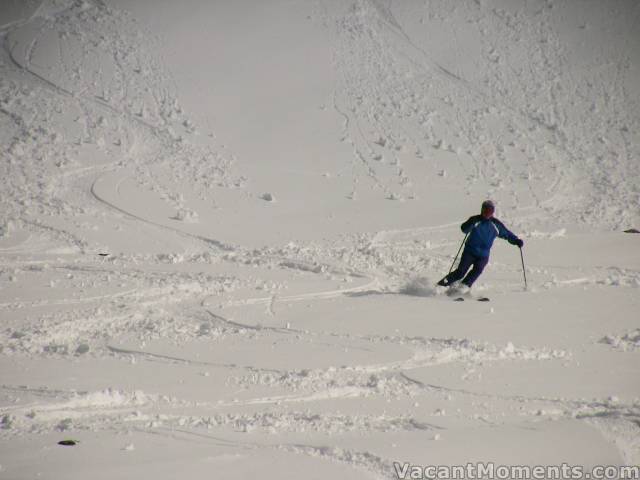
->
481;200;495;219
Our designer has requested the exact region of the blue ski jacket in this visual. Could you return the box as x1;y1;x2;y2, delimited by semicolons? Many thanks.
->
461;215;520;258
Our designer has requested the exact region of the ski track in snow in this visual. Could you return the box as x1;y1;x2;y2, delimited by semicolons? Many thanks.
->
0;0;639;475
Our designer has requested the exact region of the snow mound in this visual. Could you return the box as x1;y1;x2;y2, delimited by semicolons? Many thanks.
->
0;220;15;238
599;329;640;351
172;208;199;223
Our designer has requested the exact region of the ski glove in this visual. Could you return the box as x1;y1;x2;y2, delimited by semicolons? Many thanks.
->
461;215;483;233
512;238;524;248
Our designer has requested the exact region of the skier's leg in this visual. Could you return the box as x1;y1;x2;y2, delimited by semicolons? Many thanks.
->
461;255;489;287
441;250;475;285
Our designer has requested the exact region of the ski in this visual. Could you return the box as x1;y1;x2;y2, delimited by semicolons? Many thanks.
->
444;283;489;302
453;297;490;302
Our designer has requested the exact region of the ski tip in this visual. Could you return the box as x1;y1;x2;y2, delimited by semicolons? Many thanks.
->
453;297;465;302
477;297;490;302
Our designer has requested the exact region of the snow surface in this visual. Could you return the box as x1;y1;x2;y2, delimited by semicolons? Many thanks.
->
0;0;639;478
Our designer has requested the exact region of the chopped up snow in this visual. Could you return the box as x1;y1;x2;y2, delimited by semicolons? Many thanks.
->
0;0;639;478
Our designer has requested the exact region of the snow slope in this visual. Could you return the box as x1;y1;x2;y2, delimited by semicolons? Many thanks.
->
0;0;639;478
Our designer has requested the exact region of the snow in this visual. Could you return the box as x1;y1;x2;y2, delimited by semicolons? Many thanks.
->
1;0;639;478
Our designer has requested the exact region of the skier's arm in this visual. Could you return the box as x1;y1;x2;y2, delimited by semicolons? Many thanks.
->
493;219;523;246
461;215;482;234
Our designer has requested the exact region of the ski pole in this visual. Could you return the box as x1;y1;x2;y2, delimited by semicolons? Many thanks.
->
519;246;527;289
448;232;469;275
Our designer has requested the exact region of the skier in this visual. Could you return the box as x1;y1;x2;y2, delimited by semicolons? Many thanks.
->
437;200;523;290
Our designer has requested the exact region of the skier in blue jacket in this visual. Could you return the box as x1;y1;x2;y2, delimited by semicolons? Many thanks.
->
437;200;523;288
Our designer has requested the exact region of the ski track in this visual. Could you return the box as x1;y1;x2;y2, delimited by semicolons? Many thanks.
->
0;0;639;474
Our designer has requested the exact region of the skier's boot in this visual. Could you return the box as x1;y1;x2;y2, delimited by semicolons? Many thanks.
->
447;283;470;297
